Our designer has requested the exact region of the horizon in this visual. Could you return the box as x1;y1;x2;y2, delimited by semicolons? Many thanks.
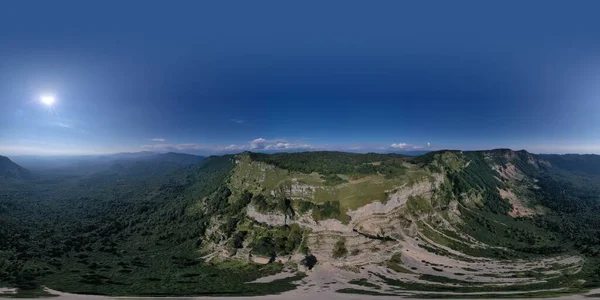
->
3;1;600;156
5;147;600;160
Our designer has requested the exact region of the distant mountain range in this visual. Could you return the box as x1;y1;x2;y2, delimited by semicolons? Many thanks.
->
133;152;205;165
9;152;205;177
538;153;600;175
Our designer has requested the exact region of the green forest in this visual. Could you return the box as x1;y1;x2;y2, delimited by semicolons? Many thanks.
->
3;150;600;297
0;155;302;296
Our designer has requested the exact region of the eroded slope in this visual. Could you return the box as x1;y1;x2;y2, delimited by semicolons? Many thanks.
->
197;150;594;297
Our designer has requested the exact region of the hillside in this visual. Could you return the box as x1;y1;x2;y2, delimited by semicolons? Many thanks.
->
0;155;33;180
2;150;600;298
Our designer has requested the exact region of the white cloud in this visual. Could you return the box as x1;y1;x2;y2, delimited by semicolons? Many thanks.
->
0;144;122;156
49;121;73;129
140;138;312;153
141;143;210;151
149;138;166;142
250;138;268;149
264;142;312;150
390;143;408;149
230;119;245;124
249;138;311;150
390;142;425;150
222;144;247;151
427;142;431;148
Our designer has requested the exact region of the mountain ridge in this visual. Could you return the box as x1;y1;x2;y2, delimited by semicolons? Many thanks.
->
2;149;600;297
0;155;33;180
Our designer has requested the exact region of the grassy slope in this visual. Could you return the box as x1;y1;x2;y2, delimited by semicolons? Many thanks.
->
231;153;433;222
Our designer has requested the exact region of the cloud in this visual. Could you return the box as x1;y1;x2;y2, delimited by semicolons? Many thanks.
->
149;138;166;142
141;143;210;152
230;119;245;124
390;143;408;149
249;138;311;150
48;121;72;129
0;144;123;156
250;138;268;149
223;144;247;151
389;142;426;150
141;138;312;154
265;142;312;150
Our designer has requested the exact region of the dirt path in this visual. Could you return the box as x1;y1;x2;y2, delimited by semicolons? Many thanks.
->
0;287;17;295
248;271;298;283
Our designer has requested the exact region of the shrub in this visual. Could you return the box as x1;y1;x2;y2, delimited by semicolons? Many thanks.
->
332;237;348;258
301;254;318;270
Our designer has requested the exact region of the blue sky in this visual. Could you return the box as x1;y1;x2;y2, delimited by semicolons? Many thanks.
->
2;1;600;155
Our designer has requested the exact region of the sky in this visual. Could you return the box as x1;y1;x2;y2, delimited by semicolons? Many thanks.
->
2;1;600;156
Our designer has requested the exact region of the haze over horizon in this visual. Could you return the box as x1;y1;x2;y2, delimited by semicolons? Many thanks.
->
2;1;600;156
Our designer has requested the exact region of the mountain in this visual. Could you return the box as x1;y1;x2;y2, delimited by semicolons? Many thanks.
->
137;152;205;165
2;150;600;297
106;152;205;175
10;152;155;171
539;153;600;176
11;152;204;178
105;151;156;160
0;155;33;180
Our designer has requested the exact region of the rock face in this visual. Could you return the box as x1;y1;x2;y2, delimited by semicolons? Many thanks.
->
498;188;536;217
246;172;445;235
346;173;444;226
246;205;290;226
245;171;447;265
288;179;319;200
246;205;352;233
232;151;584;296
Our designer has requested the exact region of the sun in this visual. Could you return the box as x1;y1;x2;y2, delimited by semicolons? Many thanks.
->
40;95;55;106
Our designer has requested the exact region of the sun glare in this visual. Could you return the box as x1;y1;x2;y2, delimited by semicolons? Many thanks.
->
40;95;55;106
